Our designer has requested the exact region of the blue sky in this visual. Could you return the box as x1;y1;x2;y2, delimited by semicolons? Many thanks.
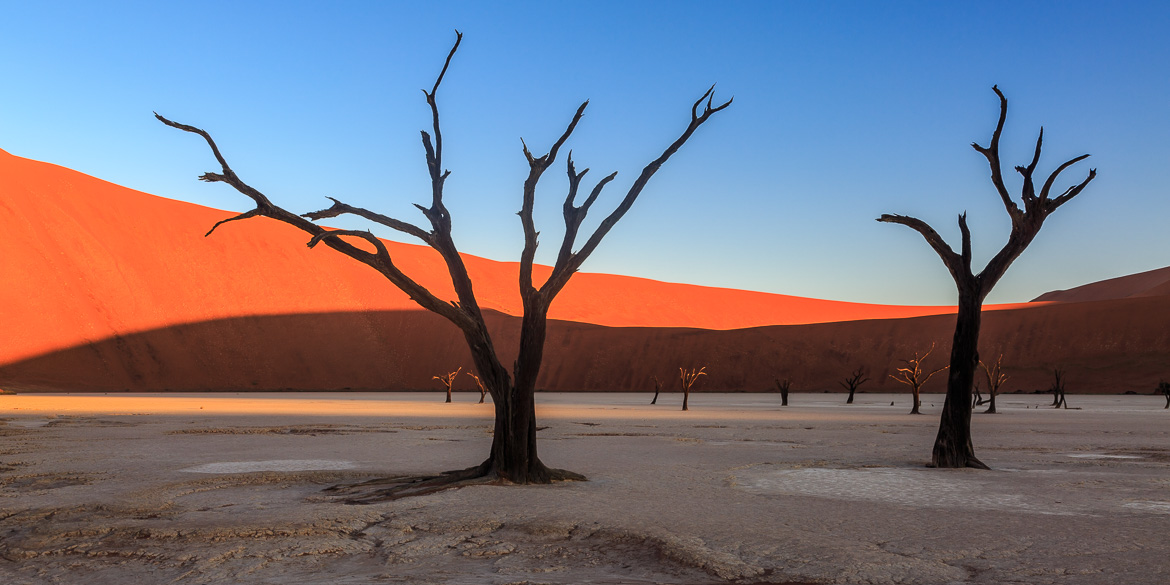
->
2;1;1167;305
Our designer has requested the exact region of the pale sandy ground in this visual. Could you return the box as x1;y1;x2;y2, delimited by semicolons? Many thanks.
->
1;392;1168;585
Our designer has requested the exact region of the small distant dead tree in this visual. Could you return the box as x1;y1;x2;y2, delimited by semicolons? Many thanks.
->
1049;368;1068;409
680;367;706;411
888;345;947;415
877;86;1095;468
158;31;730;493
650;376;662;405
774;378;791;406
1159;381;1170;409
840;367;869;404
972;381;984;407
434;367;462;403
466;372;489;404
979;354;1008;414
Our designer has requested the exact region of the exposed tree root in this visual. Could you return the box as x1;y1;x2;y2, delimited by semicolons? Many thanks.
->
323;461;586;504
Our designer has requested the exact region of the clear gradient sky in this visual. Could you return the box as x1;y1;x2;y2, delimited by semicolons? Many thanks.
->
1;1;1167;305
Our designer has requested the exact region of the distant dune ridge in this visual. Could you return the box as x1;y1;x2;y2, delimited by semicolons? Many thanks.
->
1;148;1167;394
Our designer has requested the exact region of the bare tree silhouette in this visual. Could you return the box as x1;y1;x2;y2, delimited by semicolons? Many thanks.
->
680;367;707;411
878;86;1095;468
1050;368;1069;409
158;31;730;497
979;354;1009;414
840;367;869;404
774;377;791;406
888;345;947;415
434;367;462;403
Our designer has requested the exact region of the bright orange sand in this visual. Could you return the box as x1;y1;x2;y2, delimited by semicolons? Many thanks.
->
0;148;1031;364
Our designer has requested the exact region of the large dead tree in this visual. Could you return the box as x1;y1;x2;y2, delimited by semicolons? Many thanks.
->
157;32;729;496
878;86;1095;468
888;345;947;415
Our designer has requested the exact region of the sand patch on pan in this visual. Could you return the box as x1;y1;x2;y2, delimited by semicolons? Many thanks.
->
735;467;1069;514
181;460;358;473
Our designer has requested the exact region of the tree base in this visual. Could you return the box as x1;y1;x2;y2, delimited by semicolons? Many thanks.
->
323;460;586;504
928;453;990;470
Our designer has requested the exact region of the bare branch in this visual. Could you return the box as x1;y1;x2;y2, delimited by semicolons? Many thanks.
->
1015;128;1044;203
1039;154;1092;201
1048;167;1097;211
969;86;1020;219
306;229;390;258
303;197;435;245
205;208;262;237
558;87;731;289
877;214;966;283
958;213;972;274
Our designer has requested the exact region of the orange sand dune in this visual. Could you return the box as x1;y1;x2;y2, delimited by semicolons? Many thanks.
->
0;148;1016;365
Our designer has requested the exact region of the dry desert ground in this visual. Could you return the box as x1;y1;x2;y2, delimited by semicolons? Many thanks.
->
1;392;1168;584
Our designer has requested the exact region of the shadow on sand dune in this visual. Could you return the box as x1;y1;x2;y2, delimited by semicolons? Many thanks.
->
1;295;1168;394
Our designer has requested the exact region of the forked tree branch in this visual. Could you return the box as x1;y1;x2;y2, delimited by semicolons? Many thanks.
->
155;112;473;332
303;197;435;246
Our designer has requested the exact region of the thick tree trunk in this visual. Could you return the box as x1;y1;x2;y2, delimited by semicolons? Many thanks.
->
445;387;452;403
780;387;789;407
910;386;922;415
985;390;997;414
931;294;988;469
846;388;856;404
682;389;690;411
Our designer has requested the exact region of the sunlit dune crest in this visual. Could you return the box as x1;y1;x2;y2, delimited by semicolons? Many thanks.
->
0;148;1024;364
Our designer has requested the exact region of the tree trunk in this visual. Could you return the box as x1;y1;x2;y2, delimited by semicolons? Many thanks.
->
651;377;661;405
445;386;452;403
780;387;789;407
931;293;988;469
910;385;921;415
985;389;997;414
1164;394;1169;409
682;388;689;411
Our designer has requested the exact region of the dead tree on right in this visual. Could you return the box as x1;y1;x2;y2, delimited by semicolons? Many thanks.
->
435;367;462;403
1159;381;1170;409
878;86;1095;469
1049;368;1069;409
979;354;1008;414
467;372;489;404
888;345;947;415
680;367;706;411
840;367;869;404
774;378;791;406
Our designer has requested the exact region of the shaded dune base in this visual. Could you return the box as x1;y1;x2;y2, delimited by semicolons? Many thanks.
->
3;294;1167;394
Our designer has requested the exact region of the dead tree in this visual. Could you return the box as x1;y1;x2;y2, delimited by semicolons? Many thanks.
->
888;345;947;415
979;354;1008;414
157;31;730;495
1159;381;1170;409
434;367;462;403
840;367;869;404
878;86;1095;468
972;381;984;407
466;372;489;404
680;367;706;411
1050;368;1069;409
774;378;791;406
650;376;662;405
